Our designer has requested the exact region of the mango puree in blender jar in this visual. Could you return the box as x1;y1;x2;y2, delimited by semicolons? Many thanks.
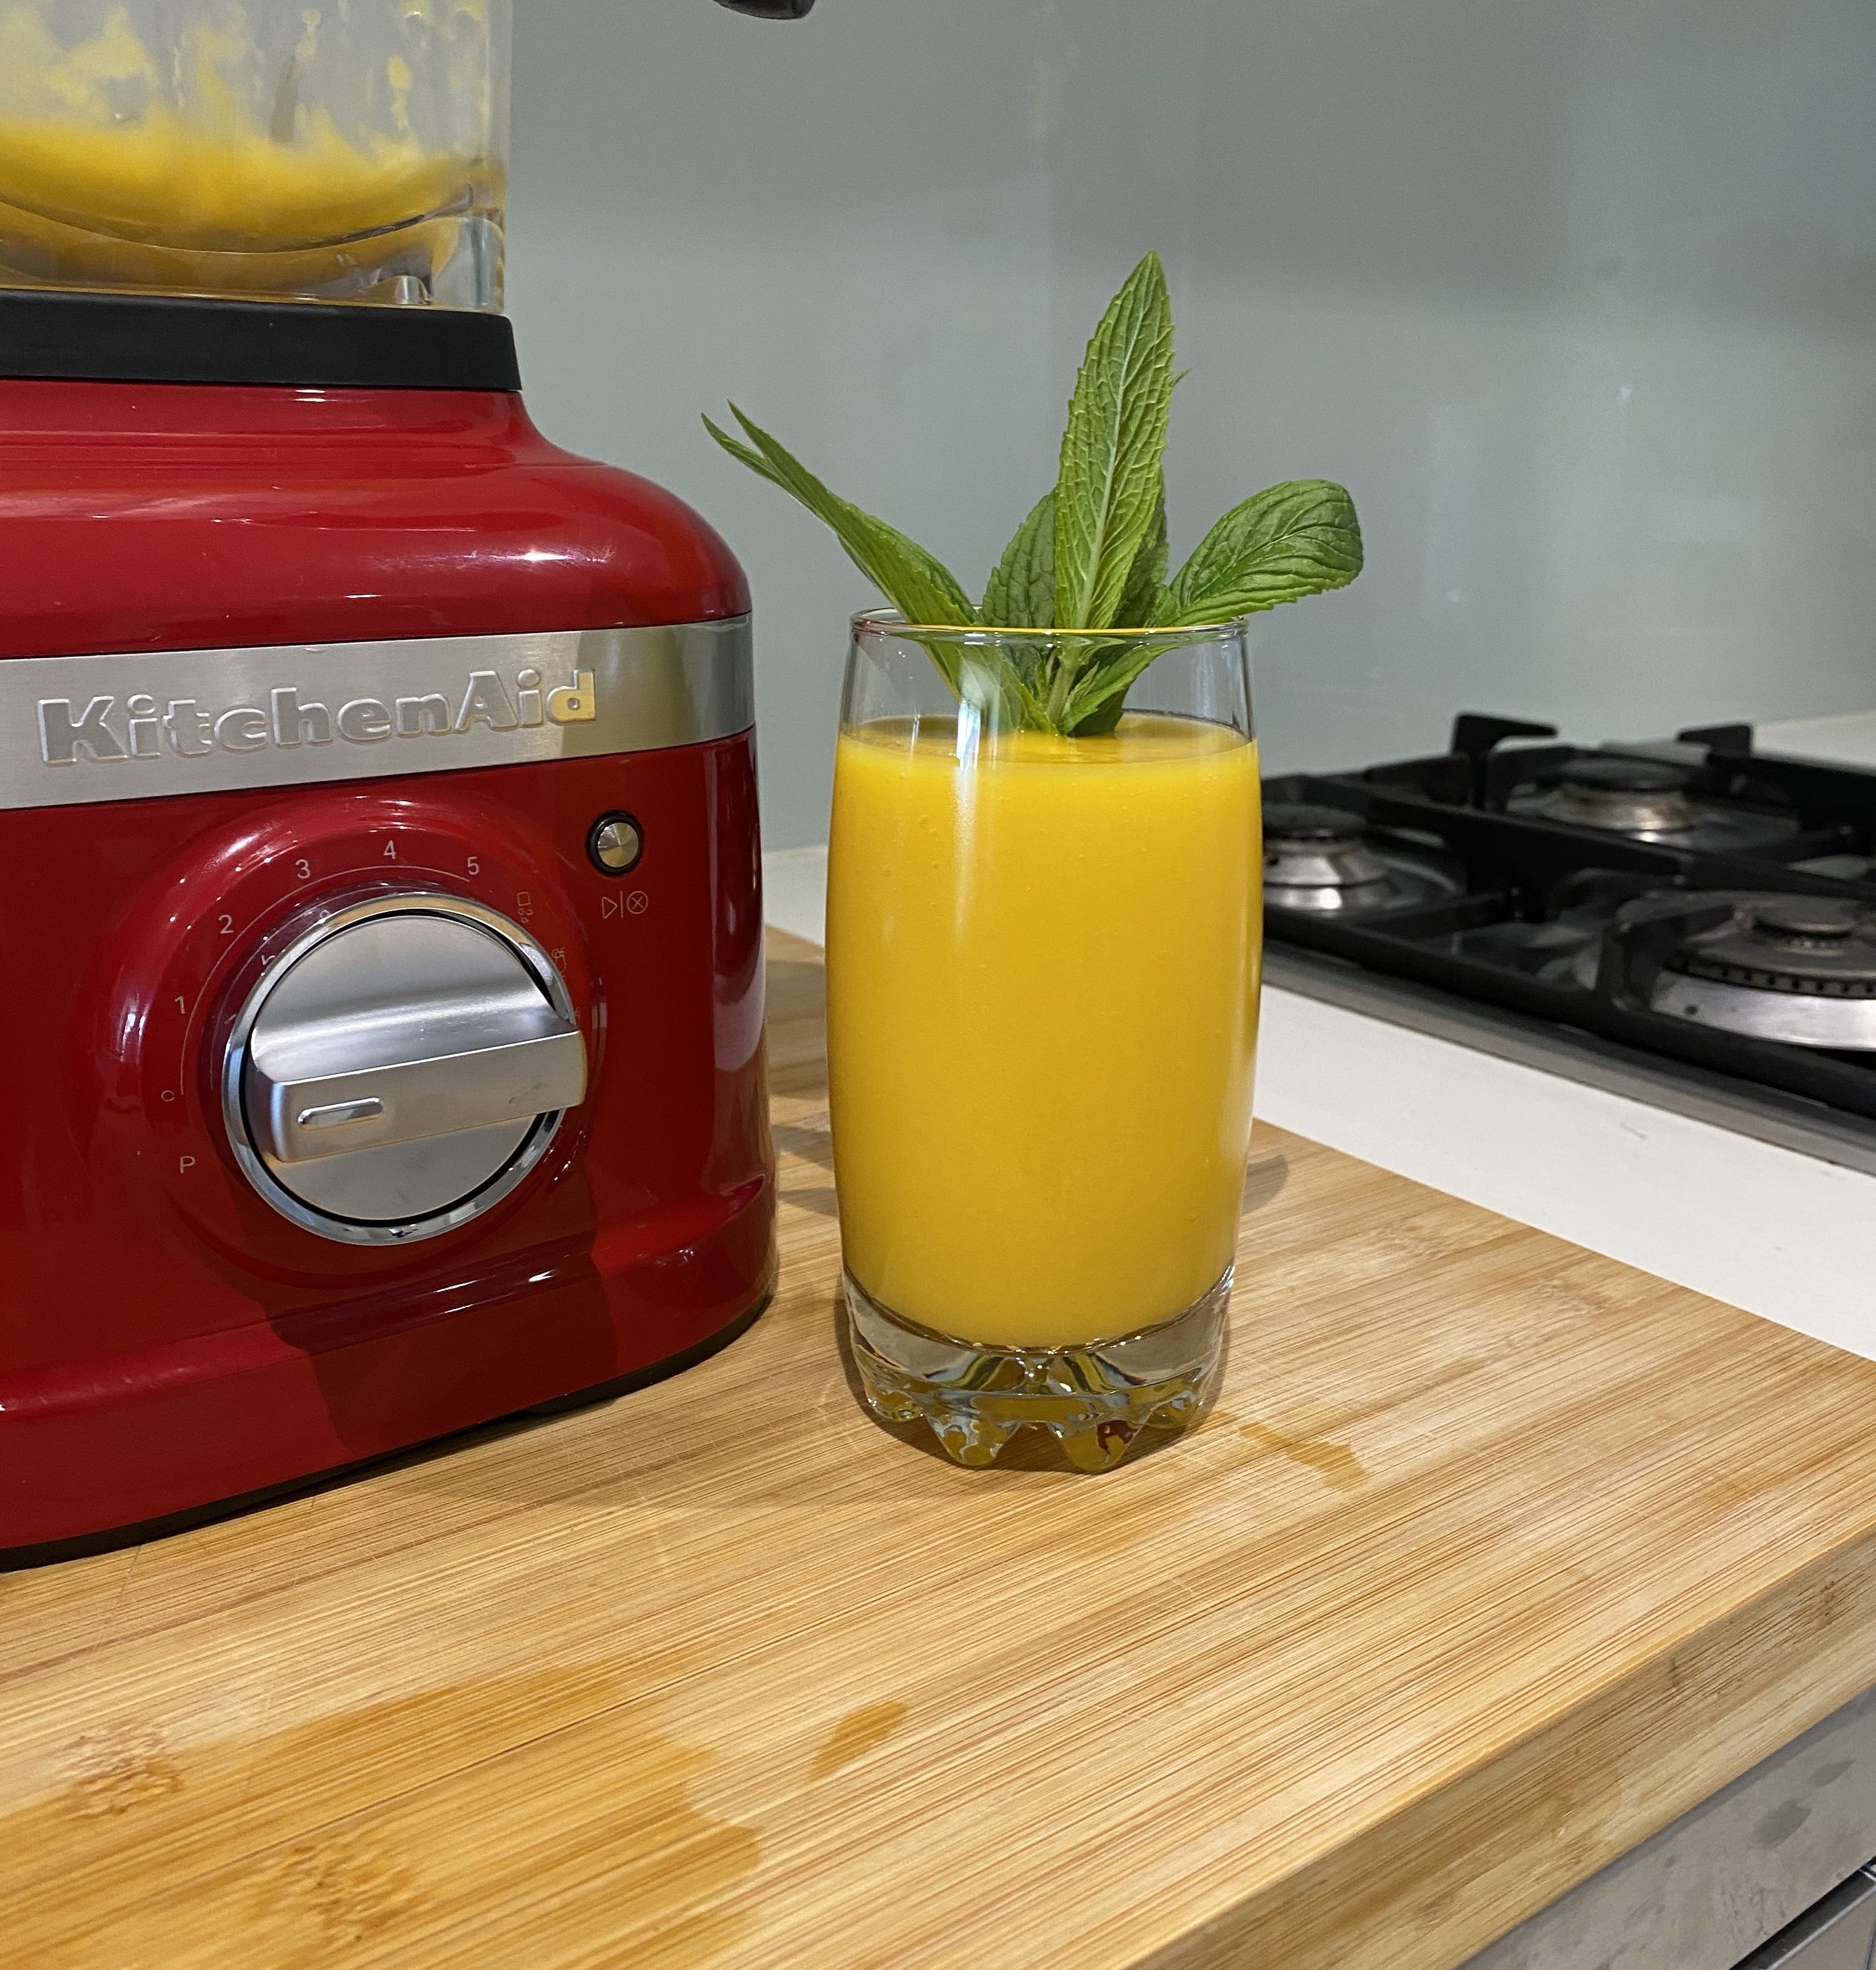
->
826;715;1263;1351
0;5;497;299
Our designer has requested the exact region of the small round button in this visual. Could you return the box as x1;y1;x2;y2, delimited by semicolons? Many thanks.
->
588;812;643;876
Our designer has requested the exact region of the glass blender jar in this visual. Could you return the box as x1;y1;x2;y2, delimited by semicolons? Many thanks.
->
0;0;510;308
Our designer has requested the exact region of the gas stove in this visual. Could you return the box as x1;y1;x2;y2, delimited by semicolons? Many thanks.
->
1261;714;1876;1173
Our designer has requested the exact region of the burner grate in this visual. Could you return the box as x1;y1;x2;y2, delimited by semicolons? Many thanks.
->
1262;713;1876;1125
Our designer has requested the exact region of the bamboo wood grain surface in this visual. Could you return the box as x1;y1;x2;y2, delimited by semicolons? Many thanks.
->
7;928;1876;1970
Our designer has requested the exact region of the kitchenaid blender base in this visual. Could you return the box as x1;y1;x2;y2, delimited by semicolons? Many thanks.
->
0;258;776;1568
0;1275;774;1572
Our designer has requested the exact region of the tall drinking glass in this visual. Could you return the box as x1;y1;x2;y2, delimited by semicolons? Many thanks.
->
827;612;1262;1470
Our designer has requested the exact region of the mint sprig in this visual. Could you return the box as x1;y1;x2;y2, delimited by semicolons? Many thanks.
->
704;251;1363;735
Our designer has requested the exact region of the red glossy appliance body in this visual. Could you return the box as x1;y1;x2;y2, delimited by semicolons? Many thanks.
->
0;306;774;1560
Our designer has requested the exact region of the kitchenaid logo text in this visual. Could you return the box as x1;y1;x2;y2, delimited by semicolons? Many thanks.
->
35;665;598;768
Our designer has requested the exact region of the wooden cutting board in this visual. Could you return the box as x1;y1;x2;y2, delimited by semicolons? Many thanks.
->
8;928;1876;1970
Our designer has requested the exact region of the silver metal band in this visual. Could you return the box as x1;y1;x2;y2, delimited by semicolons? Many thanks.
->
0;617;753;811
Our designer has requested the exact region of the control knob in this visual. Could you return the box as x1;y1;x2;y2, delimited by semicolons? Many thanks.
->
221;896;587;1243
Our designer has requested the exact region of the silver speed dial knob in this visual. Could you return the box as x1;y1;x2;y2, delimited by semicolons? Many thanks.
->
223;896;587;1244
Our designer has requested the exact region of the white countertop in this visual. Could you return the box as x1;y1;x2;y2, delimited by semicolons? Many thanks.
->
1755;709;1876;773
764;846;1876;1363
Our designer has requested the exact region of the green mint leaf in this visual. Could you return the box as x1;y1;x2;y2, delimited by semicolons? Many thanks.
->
1113;484;1168;628
1156;478;1363;625
981;491;1055;629
1067;674;1131;737
702;407;1054;723
1059;632;1185;734
704;407;979;630
1036;632;1102;728
953;647;1050;732
1057;489;1167;730
1053;252;1176;630
700;413;785;490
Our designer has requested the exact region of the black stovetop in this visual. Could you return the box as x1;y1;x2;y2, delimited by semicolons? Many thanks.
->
1262;713;1876;1135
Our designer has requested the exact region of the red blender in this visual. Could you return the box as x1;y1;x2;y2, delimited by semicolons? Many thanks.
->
0;0;812;1560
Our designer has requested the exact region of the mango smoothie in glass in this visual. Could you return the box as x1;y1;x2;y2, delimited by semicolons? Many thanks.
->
828;613;1262;1470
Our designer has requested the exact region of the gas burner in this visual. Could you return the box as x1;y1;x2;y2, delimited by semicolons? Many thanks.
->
1510;755;1798;853
1648;895;1876;1048
1263;803;1459;915
1528;757;1700;834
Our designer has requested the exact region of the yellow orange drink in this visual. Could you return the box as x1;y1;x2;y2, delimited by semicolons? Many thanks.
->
827;714;1262;1350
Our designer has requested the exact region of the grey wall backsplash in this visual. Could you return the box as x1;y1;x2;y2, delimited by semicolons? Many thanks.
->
508;0;1876;849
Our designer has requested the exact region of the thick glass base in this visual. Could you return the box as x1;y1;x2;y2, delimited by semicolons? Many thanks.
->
845;1269;1230;1471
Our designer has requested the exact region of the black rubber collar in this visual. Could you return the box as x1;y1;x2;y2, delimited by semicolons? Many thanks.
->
0;289;521;390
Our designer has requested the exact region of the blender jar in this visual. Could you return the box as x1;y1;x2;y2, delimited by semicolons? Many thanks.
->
0;1;509;308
